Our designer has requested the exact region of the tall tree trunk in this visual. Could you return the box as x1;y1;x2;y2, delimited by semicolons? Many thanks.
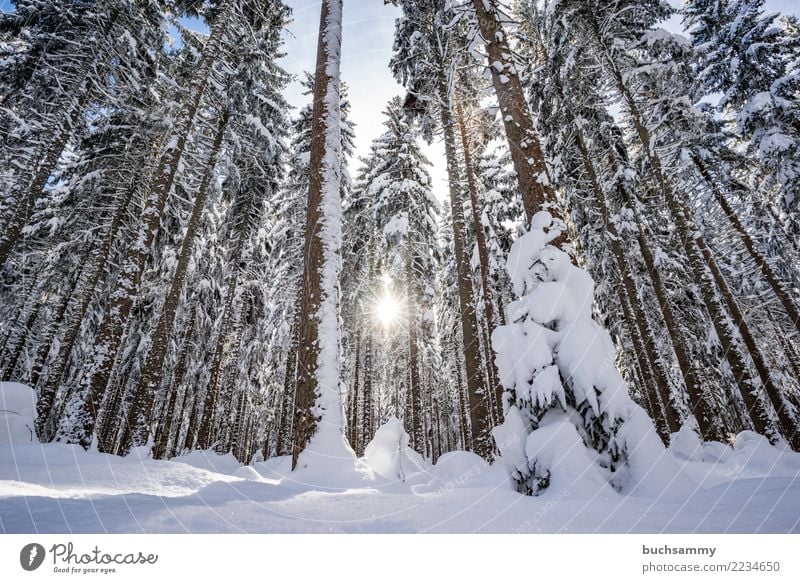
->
0;82;91;267
361;330;373;450
455;103;504;425
292;0;344;469
469;0;555;221
196;244;247;451
1;294;45;380
276;295;300;456
572;131;683;437
121;110;229;452
0;9;122;266
451;339;470;450
217;296;250;452
29;260;88;387
405;239;424;453
58;7;230;449
152;303;197;460
348;329;362;452
436;73;492;460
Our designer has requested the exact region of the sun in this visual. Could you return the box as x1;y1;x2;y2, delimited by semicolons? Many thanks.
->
375;292;401;328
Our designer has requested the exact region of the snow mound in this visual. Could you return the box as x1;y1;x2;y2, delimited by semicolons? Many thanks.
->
289;425;372;490
363;417;430;485
174;450;244;475
731;431;800;476
669;425;705;461
525;416;617;498
0;382;37;445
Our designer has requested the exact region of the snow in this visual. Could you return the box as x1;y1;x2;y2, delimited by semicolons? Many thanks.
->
0;382;36;446
1;393;799;532
493;211;700;496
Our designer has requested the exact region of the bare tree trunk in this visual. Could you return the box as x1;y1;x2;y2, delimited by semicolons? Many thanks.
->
292;0;344;469
121;110;229;452
60;6;230;449
152;303;197;460
469;0;555;222
455;103;504;425
436;74;492;459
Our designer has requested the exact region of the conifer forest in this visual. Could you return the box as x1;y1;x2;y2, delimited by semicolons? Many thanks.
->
1;0;799;534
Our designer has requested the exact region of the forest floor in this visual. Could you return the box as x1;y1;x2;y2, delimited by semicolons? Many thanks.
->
2;382;800;534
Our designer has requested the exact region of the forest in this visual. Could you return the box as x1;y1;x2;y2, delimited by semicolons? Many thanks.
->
0;0;799;509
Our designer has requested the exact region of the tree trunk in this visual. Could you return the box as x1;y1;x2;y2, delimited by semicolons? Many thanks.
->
0;80;92;267
35;173;139;441
572;131;683;437
361;330;374;450
276;295;300;456
152;303;197;460
121;110;229;452
59;6;230;449
1;294;45;380
455;103;504;426
292;0;344;469
29;260;88;387
469;0;555;222
405;239;424;453
196;244;247;451
348;329;362;452
436;74;492;460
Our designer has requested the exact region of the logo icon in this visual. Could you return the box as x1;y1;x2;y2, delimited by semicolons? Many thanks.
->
20;543;46;571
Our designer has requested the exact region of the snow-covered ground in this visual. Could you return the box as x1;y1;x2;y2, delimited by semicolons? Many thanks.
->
2;382;799;533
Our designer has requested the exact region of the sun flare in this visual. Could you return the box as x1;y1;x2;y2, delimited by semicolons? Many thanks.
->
375;292;401;328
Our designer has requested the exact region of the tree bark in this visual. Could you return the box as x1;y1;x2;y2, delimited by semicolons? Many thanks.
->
469;0;555;222
292;0;344;469
436;73;492;459
455;102;504;425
